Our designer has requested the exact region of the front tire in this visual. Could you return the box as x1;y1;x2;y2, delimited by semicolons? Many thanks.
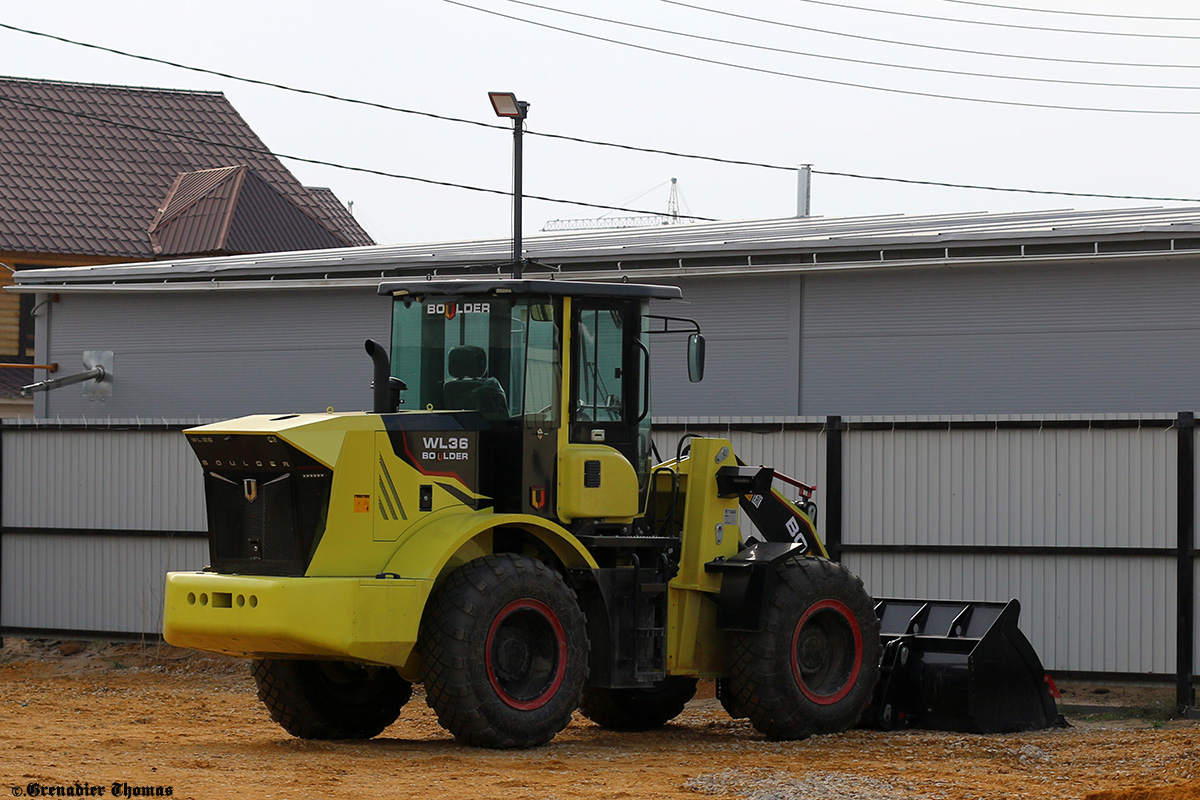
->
726;557;880;740
579;676;698;731
251;658;412;739
419;554;589;749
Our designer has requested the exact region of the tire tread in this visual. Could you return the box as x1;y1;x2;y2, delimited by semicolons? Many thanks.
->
726;557;880;740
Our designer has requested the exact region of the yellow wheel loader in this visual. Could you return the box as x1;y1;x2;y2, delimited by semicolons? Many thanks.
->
164;278;1059;748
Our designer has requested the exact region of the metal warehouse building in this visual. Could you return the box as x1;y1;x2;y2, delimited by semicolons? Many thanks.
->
5;206;1199;711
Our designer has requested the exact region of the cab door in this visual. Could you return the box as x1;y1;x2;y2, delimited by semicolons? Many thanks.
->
568;298;648;482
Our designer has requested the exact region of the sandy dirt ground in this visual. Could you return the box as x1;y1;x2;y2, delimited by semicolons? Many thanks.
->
0;639;1197;800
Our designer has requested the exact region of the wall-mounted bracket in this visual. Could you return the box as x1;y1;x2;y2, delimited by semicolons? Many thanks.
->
21;351;113;397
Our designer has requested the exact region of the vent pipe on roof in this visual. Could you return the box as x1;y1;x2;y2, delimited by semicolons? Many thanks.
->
797;164;812;217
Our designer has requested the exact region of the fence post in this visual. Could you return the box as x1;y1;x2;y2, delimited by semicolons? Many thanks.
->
0;425;4;648
825;415;844;562
1177;411;1196;714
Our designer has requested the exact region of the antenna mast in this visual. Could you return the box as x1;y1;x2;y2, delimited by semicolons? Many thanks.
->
542;178;694;232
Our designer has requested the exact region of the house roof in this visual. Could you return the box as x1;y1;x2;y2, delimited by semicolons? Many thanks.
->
148;166;350;256
0;355;33;401
0;76;373;260
14;204;1200;290
306;187;374;247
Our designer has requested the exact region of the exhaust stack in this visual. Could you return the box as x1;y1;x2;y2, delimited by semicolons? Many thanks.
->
365;339;396;414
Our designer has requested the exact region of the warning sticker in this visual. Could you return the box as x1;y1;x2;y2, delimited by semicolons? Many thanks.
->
354;494;371;513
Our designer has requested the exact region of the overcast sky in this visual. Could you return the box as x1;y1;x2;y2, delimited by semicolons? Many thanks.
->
4;1;1200;245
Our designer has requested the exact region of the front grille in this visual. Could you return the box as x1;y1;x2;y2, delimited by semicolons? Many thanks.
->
190;434;332;576
207;472;302;572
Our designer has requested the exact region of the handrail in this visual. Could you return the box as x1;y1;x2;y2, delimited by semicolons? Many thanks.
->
0;362;57;372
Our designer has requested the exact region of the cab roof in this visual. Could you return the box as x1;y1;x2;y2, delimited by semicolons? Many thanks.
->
377;278;682;301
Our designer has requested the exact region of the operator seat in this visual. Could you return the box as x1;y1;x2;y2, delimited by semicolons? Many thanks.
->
443;345;508;415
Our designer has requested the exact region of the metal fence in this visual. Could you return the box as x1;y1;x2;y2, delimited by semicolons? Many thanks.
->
2;415;1196;710
654;413;1196;711
0;421;208;638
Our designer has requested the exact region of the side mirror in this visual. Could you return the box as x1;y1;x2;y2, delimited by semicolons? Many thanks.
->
687;333;705;383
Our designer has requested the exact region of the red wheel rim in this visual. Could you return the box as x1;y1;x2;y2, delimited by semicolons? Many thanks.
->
790;598;863;705
485;598;567;710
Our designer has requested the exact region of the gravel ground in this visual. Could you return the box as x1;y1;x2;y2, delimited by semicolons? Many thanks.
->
0;638;1196;800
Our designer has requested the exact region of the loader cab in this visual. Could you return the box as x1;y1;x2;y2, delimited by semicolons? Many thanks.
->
378;279;691;524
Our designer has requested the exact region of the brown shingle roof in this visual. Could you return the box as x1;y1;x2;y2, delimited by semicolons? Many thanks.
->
306;186;374;247
0;76;374;259
149;166;348;256
0;356;33;400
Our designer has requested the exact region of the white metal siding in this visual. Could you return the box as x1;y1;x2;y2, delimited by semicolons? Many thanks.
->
1;533;207;634
847;552;1174;675
802;261;1200;415
650;276;802;417
844;425;1176;549
1;416;1192;677
41;288;390;420
2;429;206;531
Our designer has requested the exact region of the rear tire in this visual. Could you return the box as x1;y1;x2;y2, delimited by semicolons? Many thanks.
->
251;658;412;739
726;557;880;740
419;554;589;749
579;676;698;731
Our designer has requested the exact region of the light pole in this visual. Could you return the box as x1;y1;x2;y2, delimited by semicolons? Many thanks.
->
488;91;529;279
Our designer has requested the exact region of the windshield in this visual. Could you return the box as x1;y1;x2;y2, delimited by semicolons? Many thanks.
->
390;295;560;423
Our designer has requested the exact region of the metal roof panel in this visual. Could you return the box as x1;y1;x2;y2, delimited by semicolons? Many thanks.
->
17;205;1200;287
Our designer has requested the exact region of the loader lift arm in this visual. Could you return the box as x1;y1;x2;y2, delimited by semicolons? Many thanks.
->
730;459;826;558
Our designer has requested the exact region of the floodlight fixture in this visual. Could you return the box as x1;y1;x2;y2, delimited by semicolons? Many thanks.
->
488;91;526;119
488;92;530;278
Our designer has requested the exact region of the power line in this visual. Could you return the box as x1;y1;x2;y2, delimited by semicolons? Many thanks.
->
500;0;1200;92
0;95;715;220
5;20;1200;207
789;0;1200;40
444;0;1200;115
527;128;1200;205
0;21;509;135
0;18;785;170
808;168;1200;204
0;19;999;177
936;0;1200;23
8;16;1200;171
659;0;1200;70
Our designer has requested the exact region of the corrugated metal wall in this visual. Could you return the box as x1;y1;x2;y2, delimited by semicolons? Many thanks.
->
846;552;1174;674
836;420;1181;673
0;425;208;635
1;417;1194;686
843;424;1176;549
3;428;207;531
39;287;390;420
650;275;803;417
37;261;1200;422
1;532;206;634
800;261;1200;415
652;414;1191;680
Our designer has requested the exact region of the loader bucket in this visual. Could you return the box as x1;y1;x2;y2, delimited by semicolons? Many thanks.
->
864;598;1062;733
